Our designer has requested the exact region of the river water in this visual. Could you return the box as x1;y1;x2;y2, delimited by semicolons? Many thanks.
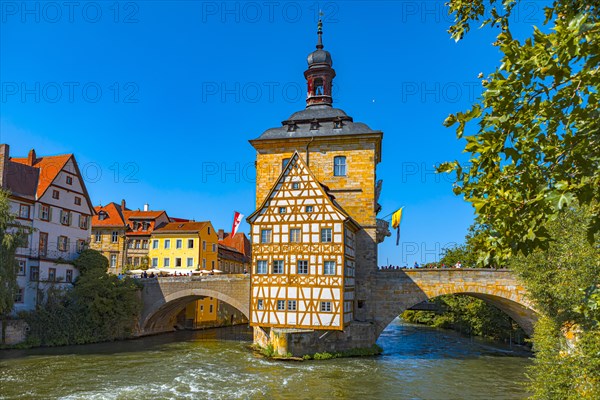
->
0;319;531;399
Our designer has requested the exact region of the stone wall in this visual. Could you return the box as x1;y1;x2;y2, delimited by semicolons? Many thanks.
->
1;320;28;346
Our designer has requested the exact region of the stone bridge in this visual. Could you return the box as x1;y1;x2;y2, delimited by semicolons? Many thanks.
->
138;269;536;338
139;274;250;336
371;269;536;336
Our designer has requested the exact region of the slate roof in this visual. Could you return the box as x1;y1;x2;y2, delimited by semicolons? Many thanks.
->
252;105;381;141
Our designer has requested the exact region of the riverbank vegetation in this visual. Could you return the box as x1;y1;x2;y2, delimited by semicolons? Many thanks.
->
0;190;29;344
440;1;600;397
19;250;142;347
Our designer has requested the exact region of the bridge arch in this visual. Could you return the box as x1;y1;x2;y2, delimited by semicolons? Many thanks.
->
142;288;250;334
373;270;538;338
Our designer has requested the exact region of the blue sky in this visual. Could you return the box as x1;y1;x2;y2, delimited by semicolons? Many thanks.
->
1;1;547;265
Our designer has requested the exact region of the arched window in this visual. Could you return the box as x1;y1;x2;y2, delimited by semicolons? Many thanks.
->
334;156;346;176
314;78;324;95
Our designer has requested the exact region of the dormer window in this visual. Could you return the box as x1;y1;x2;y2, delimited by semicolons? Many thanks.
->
287;123;297;132
98;211;108;221
310;120;320;130
333;118;343;129
142;222;148;231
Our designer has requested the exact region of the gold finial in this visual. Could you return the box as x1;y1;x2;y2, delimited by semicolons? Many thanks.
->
316;11;324;49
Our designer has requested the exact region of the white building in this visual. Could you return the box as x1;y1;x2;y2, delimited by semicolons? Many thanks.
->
0;144;94;313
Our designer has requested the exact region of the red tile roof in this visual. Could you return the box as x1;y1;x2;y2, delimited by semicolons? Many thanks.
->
122;209;168;235
12;154;72;199
92;202;126;227
218;232;251;257
153;221;210;234
123;210;166;219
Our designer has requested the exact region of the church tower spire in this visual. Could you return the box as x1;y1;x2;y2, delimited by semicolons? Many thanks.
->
304;17;336;107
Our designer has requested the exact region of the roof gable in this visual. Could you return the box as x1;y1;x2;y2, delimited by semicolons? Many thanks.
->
12;154;71;199
247;151;350;225
92;202;126;227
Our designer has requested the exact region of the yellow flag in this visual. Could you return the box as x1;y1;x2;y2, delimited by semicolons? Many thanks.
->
391;208;403;229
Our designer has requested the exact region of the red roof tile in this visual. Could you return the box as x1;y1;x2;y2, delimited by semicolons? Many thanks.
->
218;232;251;257
92;202;126;227
12;154;72;199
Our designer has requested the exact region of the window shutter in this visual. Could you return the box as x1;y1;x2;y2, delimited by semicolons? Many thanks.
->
48;206;52;222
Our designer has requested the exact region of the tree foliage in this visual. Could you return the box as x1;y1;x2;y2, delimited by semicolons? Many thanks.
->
0;189;28;317
440;0;600;265
511;206;600;398
22;249;142;346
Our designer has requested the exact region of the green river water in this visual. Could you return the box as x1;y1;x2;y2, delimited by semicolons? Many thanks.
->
0;319;532;399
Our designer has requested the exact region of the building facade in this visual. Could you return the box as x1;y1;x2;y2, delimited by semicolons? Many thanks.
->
0;145;94;313
217;230;251;274
148;221;218;271
123;206;170;269
90;202;128;273
247;22;389;354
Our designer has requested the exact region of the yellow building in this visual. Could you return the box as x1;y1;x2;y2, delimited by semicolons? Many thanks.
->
148;221;218;271
179;297;217;328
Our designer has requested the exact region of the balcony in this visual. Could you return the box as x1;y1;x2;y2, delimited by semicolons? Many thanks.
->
376;218;391;244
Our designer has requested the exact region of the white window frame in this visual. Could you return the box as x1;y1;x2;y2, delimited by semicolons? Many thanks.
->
19;204;30;219
333;156;346;176
321;301;332;312
260;229;272;244
176;239;182;249
152;240;159;249
277;300;286;311
321;228;332;243
164;239;171;249
111;231;119;243
297;260;308;274
324;261;336;275
272;260;284;274
187;258;194;267
257;260;268;274
289;228;301;243
288;300;297;311
152;258;158;267
164;258;170;267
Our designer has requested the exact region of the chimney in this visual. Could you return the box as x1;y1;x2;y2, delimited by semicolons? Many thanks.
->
143;203;149;211
0;144;9;188
218;229;225;240
121;199;126;210
27;149;36;166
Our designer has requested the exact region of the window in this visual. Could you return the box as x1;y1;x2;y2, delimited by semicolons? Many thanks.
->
305;206;313;213
208;226;211;235
314;77;324;95
127;240;133;249
111;231;119;243
142;240;149;249
142;222;148;231
187;239;194;248
17;260;26;276
324;261;336;275
289;228;301;243
321;301;332;312
176;239;182;249
187;258;194;267
60;210;71;226
292;182;300;190
321;228;332;243
212;260;215;269
164;258;170;267
39;232;48;257
14;288;24;303
52;190;60;199
74;197;81;206
58;236;68;252
66;176;73;185
66;269;73;283
152;258;158;268
278;207;286;214
256;260;268;274
152;240;159;249
334;156;347;176
203;259;206;269
282;158;290;171
175;258;182;267
202;241;206;251
272;260;284;274
297;260;308;274
39;204;50;221
94;232;101;242
260;229;272;244
30;266;39;281
19;204;30;219
98;211;108;221
134;257;140;266
257;299;264;310
134;240;140;249
110;255;117;268
209;304;213;313
164;239;171;249
288;300;297;311
79;215;89;229
76;239;86;253
127;257;133;265
48;268;56;282
212;244;216;252
277;300;286;311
